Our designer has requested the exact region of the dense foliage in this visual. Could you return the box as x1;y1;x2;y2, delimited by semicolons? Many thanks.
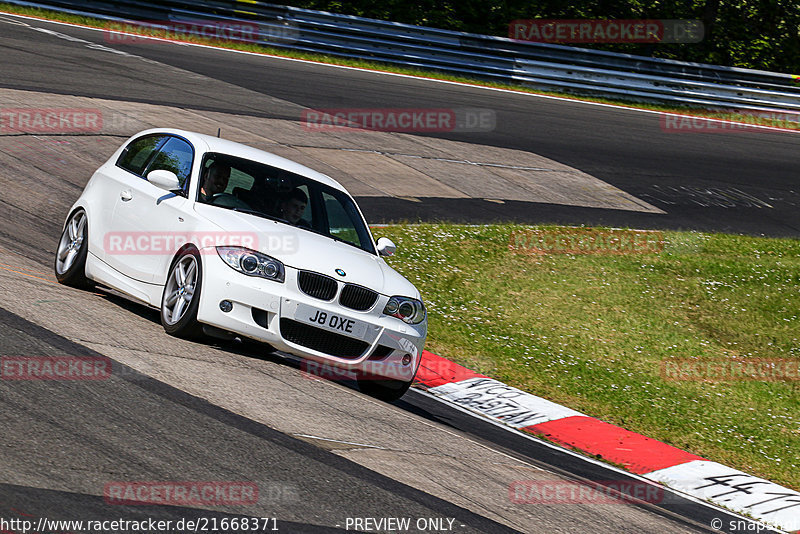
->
290;1;800;73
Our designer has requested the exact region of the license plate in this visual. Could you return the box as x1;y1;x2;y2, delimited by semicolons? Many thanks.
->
295;303;368;339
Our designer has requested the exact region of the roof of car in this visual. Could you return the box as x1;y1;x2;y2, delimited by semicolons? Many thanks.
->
138;128;347;192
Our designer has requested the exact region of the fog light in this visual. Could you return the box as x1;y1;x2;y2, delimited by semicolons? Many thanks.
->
402;354;412;366
219;300;233;313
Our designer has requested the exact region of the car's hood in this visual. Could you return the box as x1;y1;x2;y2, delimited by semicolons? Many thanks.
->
194;205;419;297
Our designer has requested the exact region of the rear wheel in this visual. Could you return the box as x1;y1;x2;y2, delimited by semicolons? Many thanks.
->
161;248;203;339
54;209;90;287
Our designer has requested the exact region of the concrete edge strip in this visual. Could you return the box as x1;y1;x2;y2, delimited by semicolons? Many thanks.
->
412;350;800;533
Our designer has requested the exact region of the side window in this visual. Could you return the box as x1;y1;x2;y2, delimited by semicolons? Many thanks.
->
145;137;194;187
117;135;167;176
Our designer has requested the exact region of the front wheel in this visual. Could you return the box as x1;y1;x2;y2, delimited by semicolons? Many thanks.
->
357;375;413;402
54;209;90;287
161;248;204;339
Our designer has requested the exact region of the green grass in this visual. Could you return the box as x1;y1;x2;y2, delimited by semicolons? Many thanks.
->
375;223;800;490
2;2;799;130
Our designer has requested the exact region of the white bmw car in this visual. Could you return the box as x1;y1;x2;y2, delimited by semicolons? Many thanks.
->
55;128;427;400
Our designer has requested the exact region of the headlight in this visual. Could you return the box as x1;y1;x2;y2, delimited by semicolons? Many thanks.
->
216;246;285;283
383;296;426;324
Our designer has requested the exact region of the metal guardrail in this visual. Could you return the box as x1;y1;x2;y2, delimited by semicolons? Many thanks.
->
7;0;800;113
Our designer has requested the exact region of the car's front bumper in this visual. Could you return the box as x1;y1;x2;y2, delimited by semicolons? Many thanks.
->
196;251;427;381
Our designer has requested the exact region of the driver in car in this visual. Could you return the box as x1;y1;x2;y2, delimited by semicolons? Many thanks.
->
199;162;231;203
278;188;310;227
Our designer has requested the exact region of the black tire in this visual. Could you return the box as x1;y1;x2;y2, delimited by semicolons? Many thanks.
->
54;209;91;288
357;375;413;402
161;247;204;339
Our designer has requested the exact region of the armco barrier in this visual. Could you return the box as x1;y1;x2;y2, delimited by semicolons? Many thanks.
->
7;0;800;113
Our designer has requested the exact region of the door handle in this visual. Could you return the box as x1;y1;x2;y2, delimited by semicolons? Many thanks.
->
120;190;132;202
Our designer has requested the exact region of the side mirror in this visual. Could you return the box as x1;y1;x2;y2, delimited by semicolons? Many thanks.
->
376;237;397;257
147;169;181;191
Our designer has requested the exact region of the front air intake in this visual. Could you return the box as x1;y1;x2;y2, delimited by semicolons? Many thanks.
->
280;318;369;359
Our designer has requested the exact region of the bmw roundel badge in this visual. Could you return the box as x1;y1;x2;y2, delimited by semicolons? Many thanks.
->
335;268;346;277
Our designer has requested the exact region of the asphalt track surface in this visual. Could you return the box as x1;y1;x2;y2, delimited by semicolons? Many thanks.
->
2;15;800;236
0;13;785;534
0;307;517;533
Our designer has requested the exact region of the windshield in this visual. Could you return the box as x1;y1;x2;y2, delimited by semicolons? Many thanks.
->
196;152;375;254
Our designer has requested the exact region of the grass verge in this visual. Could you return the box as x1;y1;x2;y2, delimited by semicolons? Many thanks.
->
375;223;800;490
1;2;799;131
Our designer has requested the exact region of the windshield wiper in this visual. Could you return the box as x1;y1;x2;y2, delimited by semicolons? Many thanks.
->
303;226;374;254
230;208;367;251
230;207;282;223
303;226;348;245
233;210;344;244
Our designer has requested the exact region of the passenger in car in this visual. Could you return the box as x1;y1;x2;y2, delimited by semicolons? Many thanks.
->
198;162;231;203
278;188;310;227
